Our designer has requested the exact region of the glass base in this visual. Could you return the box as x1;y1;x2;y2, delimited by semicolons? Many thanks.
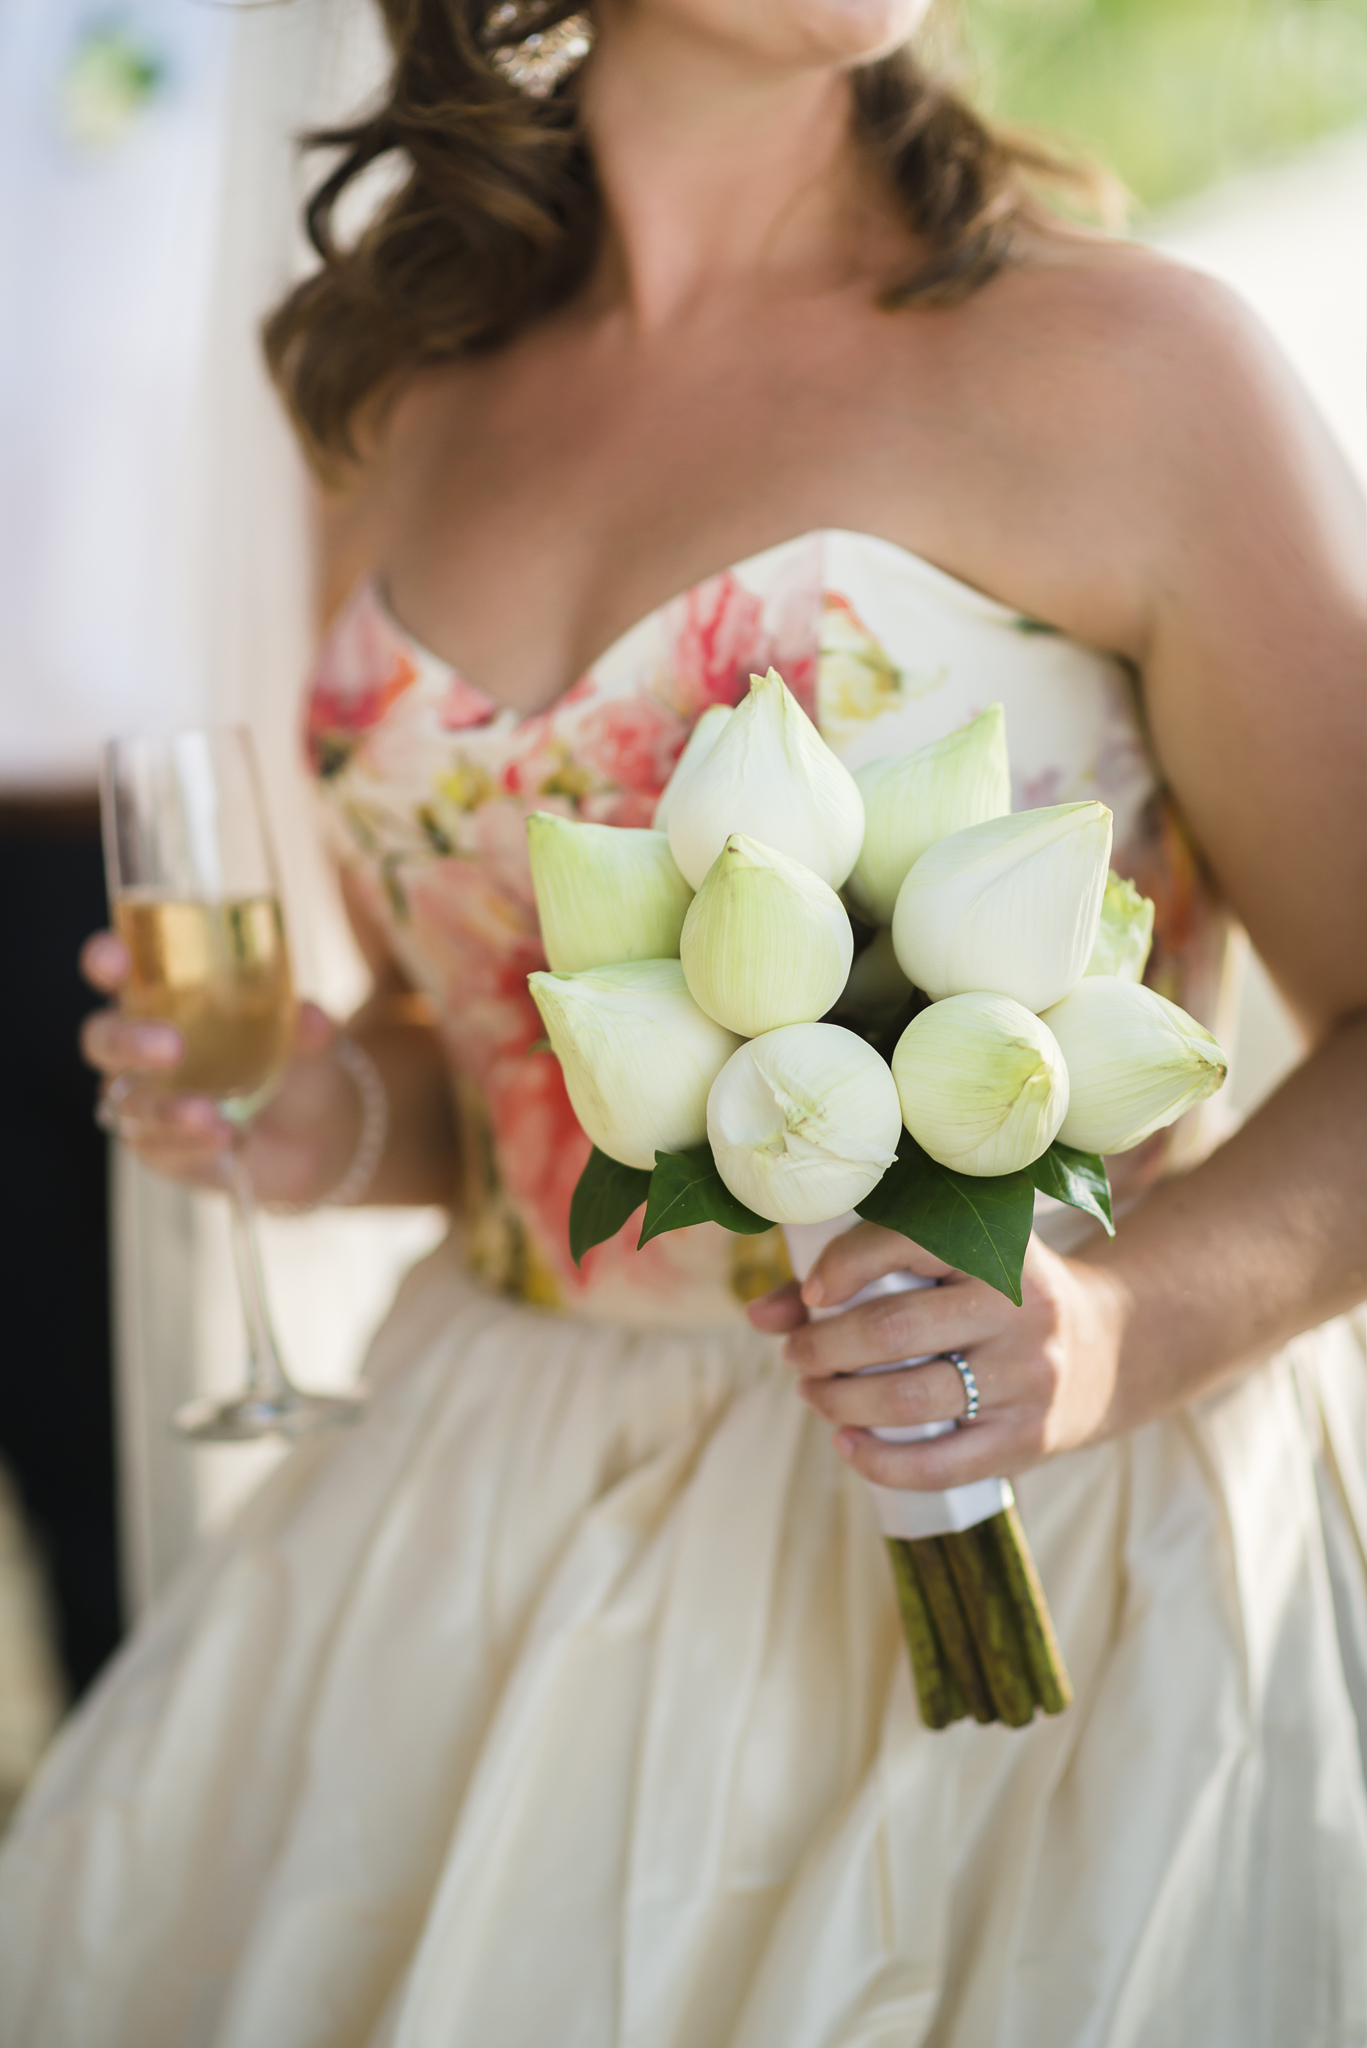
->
173;1385;366;1443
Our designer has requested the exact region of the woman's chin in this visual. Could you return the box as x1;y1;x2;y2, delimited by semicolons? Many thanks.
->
631;0;931;71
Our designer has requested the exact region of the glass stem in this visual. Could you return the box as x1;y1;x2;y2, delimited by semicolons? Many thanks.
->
222;1139;290;1405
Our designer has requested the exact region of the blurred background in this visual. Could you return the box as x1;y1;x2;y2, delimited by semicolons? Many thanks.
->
0;0;1363;1824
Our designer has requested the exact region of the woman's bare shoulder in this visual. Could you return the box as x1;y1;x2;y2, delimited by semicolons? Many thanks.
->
977;224;1361;592
986;223;1348;478
987;227;1257;392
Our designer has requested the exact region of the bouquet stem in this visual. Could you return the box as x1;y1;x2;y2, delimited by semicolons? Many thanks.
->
885;1537;969;1728
887;1508;1072;1729
780;1216;1073;1733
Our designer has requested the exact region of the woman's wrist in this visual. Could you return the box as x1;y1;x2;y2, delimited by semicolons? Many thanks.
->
266;1033;389;1215
317;1036;390;1208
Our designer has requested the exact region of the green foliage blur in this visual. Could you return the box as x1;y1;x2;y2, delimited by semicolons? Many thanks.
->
962;0;1367;210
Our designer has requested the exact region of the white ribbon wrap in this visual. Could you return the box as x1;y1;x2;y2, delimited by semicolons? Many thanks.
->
782;1214;1012;1541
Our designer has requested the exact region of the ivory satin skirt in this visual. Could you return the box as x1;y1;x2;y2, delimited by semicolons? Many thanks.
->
2;1232;1365;2048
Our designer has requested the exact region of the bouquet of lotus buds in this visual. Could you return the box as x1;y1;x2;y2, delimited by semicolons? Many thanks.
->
526;670;1227;1730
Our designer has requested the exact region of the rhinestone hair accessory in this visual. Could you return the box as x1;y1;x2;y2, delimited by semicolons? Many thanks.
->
482;1;593;98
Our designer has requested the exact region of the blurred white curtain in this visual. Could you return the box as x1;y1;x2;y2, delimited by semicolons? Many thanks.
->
0;0;230;788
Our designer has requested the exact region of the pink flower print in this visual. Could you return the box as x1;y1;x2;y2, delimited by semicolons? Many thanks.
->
403;867;545;1077
502;711;602;806
407;860;542;990
485;1035;684;1299
486;1048;590;1259
464;795;550;913
665;573;772;719
579;789;660;829
773;649;817;723
573;695;688;802
305;583;420;775
355;681;466;810
764;537;823;719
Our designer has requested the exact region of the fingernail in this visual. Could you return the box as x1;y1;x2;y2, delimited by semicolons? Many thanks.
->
141;1026;182;1063
801;1278;825;1307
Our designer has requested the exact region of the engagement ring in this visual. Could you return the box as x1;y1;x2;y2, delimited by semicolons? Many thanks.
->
944;1351;980;1423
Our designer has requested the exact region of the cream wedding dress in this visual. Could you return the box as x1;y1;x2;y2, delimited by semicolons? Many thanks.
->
3;531;1365;2048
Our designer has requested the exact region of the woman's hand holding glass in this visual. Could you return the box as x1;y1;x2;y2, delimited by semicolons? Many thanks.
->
93;726;377;1441
82;934;365;1211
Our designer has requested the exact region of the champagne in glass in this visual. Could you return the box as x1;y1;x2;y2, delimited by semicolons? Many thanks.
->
100;727;364;1441
114;893;295;1104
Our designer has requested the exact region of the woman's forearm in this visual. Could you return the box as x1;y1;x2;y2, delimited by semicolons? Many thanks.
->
1082;1008;1367;1431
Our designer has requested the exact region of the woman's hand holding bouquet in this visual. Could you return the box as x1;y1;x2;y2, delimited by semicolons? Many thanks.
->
525;671;1226;1728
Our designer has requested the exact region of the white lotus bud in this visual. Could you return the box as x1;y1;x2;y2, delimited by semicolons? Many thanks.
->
529;959;742;1171
1085;870;1155;983
527;813;692;973
1040;977;1227;1154
892;993;1069;1176
846;705;1011;923
667;668;865;891
892;801;1112;1014
652;704;732;832
707;1022;901;1224
680;834;853;1035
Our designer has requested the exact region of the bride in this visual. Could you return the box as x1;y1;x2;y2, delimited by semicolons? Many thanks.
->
5;2;1364;2042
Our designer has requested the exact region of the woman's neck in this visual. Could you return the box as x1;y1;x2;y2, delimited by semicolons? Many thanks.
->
578;9;885;330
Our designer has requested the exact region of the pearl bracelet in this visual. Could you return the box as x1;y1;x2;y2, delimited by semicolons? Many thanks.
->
272;1035;390;1214
318;1035;390;1208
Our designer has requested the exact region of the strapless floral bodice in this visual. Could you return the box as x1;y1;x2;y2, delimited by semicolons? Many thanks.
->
304;530;1227;1324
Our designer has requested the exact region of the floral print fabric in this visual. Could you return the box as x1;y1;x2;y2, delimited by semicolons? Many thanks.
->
305;529;1226;1321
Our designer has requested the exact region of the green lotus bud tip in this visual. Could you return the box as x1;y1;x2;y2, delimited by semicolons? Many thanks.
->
1085;871;1155;983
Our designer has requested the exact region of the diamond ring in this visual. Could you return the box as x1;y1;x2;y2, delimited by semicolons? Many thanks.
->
944;1351;979;1424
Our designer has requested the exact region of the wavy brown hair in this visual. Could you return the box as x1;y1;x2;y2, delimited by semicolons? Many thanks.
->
265;2;1099;471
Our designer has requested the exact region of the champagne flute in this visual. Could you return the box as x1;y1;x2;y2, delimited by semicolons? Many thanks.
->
100;727;365;1441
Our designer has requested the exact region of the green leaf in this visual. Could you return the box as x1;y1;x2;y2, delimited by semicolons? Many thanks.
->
568;1148;652;1267
638;1146;773;1248
855;1131;1034;1305
1029;1141;1114;1238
